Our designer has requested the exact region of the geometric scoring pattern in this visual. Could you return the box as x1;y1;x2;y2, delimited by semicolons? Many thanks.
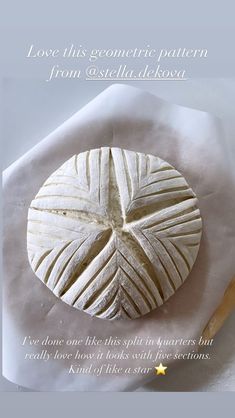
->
27;147;202;320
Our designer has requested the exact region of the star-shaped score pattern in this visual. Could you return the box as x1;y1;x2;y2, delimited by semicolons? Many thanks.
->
27;147;202;320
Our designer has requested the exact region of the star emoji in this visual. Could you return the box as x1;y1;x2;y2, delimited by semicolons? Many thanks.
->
154;363;167;375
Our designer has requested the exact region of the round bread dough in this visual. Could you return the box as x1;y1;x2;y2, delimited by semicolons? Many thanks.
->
27;147;202;320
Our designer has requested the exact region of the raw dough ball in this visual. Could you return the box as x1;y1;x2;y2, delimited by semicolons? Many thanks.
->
27;147;202;320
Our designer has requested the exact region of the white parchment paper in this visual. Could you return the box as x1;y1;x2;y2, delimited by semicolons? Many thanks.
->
3;84;235;391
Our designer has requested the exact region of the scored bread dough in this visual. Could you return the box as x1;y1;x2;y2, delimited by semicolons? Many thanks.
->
27;147;202;320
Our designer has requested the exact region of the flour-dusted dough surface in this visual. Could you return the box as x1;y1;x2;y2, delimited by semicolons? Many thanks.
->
27;147;202;320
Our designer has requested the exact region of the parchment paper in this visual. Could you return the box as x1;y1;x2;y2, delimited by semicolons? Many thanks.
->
3;84;235;391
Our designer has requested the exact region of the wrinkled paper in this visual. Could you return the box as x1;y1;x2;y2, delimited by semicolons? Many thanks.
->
3;84;235;391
